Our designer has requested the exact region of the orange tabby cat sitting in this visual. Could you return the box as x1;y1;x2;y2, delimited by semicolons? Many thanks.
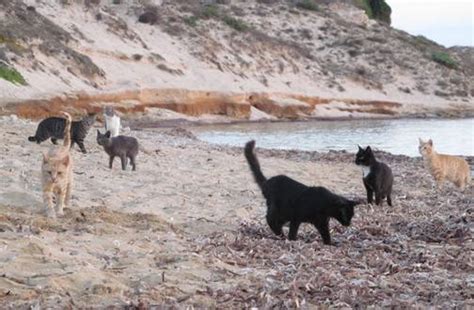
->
418;138;470;190
41;112;74;218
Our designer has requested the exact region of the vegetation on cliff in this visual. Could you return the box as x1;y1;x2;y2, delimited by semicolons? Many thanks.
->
0;64;27;85
0;0;472;109
355;0;392;24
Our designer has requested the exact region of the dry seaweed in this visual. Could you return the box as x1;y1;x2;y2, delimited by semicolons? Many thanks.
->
190;179;473;308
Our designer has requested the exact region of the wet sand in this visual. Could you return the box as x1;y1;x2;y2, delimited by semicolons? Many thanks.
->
0;115;472;308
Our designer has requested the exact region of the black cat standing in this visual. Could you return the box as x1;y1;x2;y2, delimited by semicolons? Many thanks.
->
244;140;360;245
355;146;394;206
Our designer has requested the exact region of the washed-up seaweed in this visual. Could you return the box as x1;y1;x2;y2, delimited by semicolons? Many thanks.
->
191;180;473;308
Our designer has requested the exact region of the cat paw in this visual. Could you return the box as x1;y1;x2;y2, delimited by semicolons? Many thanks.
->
56;209;65;217
45;209;57;219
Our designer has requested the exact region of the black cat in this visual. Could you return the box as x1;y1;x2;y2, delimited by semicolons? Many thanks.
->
96;130;139;171
355;146;394;206
28;113;96;153
244;140;360;245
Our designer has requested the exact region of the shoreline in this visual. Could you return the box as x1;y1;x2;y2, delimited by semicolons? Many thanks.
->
129;114;474;129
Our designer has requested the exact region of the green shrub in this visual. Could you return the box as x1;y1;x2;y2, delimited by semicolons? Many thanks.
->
410;35;438;52
354;0;391;24
355;0;372;17
0;64;27;85
222;15;249;32
415;35;435;45
200;4;220;19
295;0;319;11
431;52;458;69
0;35;25;53
183;15;198;27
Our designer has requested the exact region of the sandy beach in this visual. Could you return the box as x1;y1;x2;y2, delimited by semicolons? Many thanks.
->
0;115;472;308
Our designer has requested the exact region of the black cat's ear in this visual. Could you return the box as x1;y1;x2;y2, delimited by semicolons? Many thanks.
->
97;129;101;136
365;146;372;153
358;145;363;151
105;131;111;138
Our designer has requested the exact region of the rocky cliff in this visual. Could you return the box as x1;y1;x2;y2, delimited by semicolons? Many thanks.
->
0;0;472;120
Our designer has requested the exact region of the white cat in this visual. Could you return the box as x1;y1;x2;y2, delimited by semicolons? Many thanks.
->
103;106;121;137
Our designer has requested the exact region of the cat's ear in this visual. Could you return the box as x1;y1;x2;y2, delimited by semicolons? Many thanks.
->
358;145;363;151
62;154;70;165
42;152;49;163
365;146;372;153
428;139;433;146
97;129;101;136
105;131;111;138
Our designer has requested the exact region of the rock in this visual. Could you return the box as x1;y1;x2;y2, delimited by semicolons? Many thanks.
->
138;11;158;25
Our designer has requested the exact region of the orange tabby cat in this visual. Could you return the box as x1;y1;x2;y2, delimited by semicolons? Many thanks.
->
418;138;470;190
41;112;73;218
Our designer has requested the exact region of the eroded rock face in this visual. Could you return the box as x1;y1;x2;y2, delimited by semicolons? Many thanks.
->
5;89;252;120
4;87;473;121
2;88;413;121
249;94;314;119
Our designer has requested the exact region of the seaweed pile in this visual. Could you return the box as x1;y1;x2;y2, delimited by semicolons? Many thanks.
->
191;186;472;308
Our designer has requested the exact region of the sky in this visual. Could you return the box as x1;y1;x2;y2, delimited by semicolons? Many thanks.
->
388;0;473;47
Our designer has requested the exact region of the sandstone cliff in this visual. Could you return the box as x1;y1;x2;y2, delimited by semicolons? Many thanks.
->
0;0;472;120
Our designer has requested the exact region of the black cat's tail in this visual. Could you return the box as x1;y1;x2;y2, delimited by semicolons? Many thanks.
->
244;140;267;190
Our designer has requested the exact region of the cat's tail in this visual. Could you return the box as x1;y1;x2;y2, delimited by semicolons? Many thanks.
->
61;112;72;148
244;140;267;190
28;136;37;142
139;144;153;155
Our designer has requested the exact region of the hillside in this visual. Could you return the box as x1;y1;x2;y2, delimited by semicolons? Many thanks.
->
0;0;473;120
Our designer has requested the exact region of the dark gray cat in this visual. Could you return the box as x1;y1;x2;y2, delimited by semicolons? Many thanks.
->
96;130;139;171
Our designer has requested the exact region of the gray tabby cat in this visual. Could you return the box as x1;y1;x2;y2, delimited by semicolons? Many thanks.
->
29;113;96;153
